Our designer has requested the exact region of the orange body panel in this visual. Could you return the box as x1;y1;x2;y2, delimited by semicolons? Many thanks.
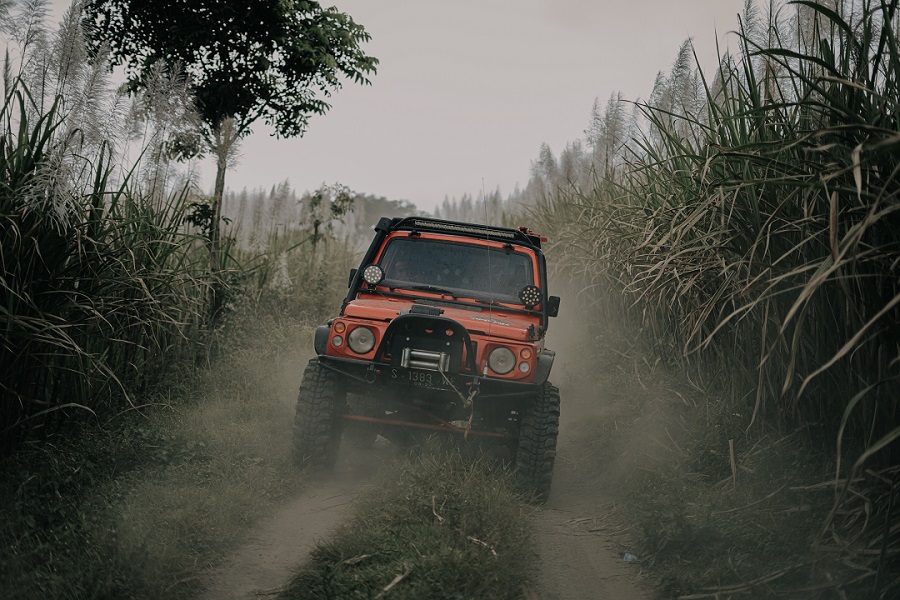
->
325;294;543;383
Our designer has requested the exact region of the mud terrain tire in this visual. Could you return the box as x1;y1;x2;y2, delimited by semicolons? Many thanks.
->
514;382;560;503
293;359;345;467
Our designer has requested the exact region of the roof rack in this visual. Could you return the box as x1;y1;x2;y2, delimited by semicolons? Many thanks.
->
391;217;542;249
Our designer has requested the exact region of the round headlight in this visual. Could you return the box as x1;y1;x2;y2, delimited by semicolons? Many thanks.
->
362;264;384;285
348;326;376;354
519;285;542;308
488;347;515;375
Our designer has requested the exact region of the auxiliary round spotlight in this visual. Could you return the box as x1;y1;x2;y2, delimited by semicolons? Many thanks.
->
362;264;384;285
519;285;542;308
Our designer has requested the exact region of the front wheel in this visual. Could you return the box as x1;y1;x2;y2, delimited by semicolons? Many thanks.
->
292;359;346;468
514;382;560;503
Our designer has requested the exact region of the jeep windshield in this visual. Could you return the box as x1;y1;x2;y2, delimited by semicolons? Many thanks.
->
377;237;535;305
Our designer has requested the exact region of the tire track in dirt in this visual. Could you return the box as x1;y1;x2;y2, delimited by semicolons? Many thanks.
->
527;386;651;600
526;306;650;599
529;459;648;600
199;443;393;600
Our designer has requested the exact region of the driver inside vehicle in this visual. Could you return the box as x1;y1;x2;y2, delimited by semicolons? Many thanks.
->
389;257;416;282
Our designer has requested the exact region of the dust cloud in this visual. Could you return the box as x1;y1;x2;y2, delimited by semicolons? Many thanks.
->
188;319;400;599
193;281;675;599
528;280;681;599
545;281;689;495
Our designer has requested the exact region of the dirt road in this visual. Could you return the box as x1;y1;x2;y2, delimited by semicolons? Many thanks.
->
201;447;645;600
201;416;648;600
527;385;648;600
527;314;650;599
199;444;393;600
201;313;649;599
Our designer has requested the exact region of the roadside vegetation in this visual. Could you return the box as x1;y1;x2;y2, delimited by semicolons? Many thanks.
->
553;302;851;599
5;0;898;598
0;0;207;456
280;444;534;600
497;1;899;597
0;315;312;598
0;1;382;598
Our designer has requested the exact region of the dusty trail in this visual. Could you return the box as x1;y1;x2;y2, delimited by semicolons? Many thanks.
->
201;404;648;600
202;434;646;600
527;383;649;600
199;443;393;600
202;303;649;599
524;298;650;600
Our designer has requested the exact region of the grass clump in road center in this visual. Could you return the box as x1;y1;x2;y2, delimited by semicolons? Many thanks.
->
281;443;534;600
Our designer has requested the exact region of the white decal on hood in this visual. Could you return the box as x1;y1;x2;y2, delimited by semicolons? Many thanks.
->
471;316;511;327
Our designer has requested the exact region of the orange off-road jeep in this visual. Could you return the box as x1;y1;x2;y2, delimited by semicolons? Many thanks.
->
293;216;561;500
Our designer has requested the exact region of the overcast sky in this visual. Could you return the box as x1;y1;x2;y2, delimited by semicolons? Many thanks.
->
53;0;748;211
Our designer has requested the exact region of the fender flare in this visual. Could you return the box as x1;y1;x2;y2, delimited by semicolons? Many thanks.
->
314;324;330;355
533;349;556;385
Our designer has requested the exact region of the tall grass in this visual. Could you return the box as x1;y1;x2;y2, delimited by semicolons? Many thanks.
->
0;81;208;453
537;0;898;593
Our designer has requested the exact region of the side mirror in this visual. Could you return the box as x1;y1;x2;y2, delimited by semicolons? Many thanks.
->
546;296;560;318
348;268;358;288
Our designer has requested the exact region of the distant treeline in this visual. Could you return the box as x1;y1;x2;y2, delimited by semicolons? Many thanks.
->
220;182;420;252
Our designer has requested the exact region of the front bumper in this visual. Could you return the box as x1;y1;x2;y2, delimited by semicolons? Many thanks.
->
317;355;541;399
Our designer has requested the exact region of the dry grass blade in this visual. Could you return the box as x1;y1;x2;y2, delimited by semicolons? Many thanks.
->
373;570;411;599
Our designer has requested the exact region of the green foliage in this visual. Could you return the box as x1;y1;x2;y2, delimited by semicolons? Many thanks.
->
541;0;900;482
83;0;378;322
0;81;207;452
280;444;533;600
83;0;379;142
212;182;362;326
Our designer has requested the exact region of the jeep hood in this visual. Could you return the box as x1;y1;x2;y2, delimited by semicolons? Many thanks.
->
344;296;540;342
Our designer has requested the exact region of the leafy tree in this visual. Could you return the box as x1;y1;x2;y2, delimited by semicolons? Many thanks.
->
83;0;378;317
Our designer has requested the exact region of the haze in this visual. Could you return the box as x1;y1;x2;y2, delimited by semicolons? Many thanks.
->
48;0;747;211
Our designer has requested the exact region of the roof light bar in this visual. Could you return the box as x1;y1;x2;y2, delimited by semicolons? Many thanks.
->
410;219;518;240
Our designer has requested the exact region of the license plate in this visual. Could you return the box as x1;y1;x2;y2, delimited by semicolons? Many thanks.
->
390;368;455;390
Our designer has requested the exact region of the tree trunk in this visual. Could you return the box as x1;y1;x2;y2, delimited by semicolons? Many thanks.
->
207;117;240;323
207;152;227;321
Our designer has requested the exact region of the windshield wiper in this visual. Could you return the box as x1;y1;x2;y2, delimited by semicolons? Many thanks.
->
408;284;458;297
